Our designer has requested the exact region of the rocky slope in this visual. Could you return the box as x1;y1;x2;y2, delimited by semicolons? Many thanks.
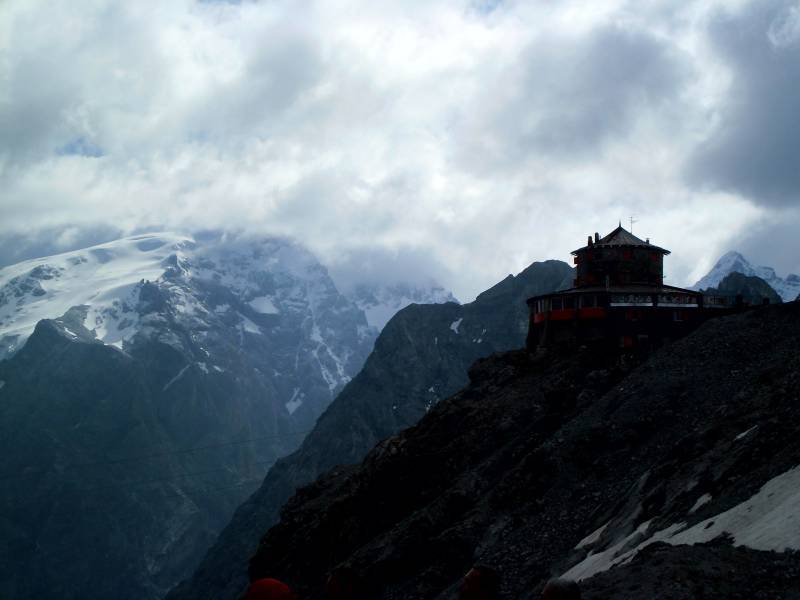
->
0;232;376;599
694;250;799;302
246;301;800;599
167;260;574;600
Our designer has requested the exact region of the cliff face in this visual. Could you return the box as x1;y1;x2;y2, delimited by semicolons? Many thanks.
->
248;302;800;599
167;260;574;600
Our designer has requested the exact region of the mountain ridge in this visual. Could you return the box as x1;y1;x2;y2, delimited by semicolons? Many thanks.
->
693;250;799;302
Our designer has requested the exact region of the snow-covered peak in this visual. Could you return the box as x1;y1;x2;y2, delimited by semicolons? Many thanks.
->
347;281;459;330
0;233;193;357
693;251;800;302
0;232;371;378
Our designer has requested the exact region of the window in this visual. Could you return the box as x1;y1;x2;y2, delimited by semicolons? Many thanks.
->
552;298;563;310
580;295;596;308
564;297;576;309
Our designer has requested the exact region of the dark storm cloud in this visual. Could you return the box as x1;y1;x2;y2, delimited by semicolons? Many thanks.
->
457;23;691;171
688;0;800;208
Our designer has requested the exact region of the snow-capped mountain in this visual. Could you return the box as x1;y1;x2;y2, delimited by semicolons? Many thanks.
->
346;281;459;330
0;231;377;600
693;251;800;302
0;232;374;405
0;232;191;358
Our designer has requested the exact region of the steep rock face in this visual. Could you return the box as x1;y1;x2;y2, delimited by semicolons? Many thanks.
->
167;259;574;600
247;302;800;599
0;233;376;599
703;272;782;305
694;250;799;302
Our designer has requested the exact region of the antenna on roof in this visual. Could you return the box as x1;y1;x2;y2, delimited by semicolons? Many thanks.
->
629;216;638;233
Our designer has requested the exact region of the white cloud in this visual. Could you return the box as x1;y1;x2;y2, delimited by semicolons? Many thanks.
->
0;0;797;300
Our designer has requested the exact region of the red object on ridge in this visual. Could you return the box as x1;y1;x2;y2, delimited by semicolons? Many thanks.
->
245;578;297;600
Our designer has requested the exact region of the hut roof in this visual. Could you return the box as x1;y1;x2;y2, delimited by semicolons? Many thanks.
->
572;225;670;255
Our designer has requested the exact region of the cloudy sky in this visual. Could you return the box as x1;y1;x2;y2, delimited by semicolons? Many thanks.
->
1;0;798;300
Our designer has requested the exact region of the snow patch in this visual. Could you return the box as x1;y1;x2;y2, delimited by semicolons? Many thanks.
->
249;295;280;314
576;521;609;549
450;318;463;334
285;388;304;415
669;465;800;551
689;493;712;514
564;465;800;581
563;520;654;581
240;315;261;334
735;425;758;441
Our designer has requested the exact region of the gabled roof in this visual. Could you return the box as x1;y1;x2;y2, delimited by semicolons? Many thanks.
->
572;225;670;255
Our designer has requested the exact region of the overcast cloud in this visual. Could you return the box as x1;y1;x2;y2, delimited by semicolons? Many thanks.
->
1;0;798;300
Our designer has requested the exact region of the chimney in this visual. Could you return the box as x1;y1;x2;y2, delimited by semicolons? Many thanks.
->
594;232;600;243
646;238;650;244
588;235;593;246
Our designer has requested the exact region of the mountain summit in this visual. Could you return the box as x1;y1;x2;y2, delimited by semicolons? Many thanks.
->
693;251;799;302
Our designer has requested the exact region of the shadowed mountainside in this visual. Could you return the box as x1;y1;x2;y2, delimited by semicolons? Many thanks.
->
167;260;574;600
247;302;800;599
